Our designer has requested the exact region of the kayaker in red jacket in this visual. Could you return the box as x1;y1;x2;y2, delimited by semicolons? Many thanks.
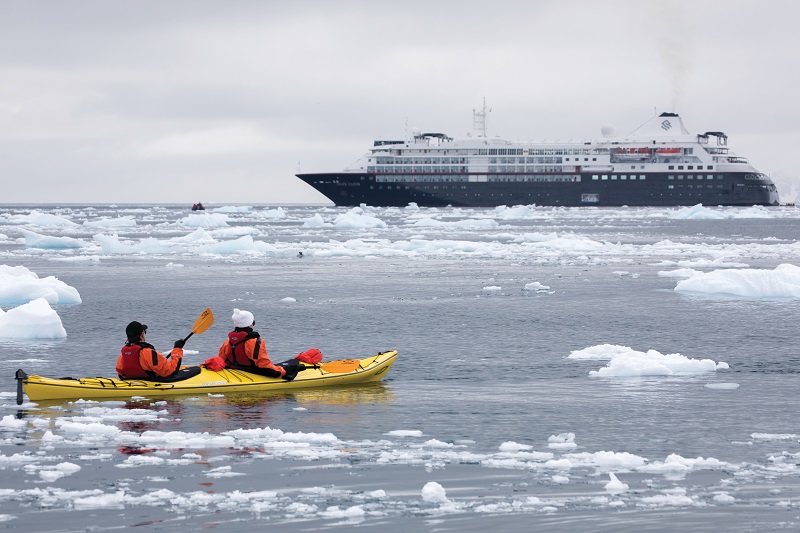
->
116;321;185;380
218;309;288;379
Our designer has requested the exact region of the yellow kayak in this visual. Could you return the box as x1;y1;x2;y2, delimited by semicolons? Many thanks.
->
15;350;397;403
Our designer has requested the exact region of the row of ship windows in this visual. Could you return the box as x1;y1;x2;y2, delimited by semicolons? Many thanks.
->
373;157;568;165
372;174;729;183
368;183;727;191
592;174;724;181
667;165;715;170
369;161;717;170
375;175;581;183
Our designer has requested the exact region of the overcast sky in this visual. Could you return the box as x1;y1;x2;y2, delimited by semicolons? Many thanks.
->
1;0;798;205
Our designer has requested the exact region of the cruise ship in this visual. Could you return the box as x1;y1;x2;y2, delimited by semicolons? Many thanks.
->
296;106;779;207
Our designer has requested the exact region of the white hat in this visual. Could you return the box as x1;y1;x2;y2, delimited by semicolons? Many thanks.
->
232;308;255;328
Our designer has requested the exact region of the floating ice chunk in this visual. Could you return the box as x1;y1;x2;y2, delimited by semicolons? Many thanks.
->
93;234;176;254
0;415;27;430
713;492;735;503
658;268;698;278
524;281;550;291
320;505;365;519
551;475;569;484
302;214;331;228
8;210;79;227
482;285;502;291
254;207;286;219
280;297;296;303
705;383;740;390
19;229;83;249
494;205;537;219
212;205;253;213
178;213;229;227
638;487;694;506
548;433;577;449
0;265;82;305
73;490;125;510
605;472;629;494
499;441;532;452
83;216;136;228
675;264;800;298
198;235;278;255
333;207;387;229
0;298;67;339
570;344;728;377
421;481;448;503
386;430;424;437
670;204;727;220
35;462;81;482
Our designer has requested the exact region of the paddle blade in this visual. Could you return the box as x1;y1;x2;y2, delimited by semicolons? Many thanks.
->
319;360;361;373
192;308;214;335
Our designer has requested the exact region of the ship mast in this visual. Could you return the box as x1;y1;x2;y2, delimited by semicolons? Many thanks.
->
473;97;491;138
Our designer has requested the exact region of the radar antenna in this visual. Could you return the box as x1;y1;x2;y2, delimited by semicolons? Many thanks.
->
473;97;491;137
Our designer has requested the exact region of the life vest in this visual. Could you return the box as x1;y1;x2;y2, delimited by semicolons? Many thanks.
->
227;329;262;368
119;342;158;379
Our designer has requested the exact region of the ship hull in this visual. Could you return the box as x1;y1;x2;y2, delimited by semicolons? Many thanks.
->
297;172;780;208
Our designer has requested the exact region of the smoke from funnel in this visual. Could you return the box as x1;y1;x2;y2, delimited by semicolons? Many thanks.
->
655;5;692;112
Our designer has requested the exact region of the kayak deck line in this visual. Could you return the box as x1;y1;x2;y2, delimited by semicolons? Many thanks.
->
16;350;397;404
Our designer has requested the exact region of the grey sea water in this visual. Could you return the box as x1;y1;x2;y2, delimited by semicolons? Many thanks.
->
0;204;799;531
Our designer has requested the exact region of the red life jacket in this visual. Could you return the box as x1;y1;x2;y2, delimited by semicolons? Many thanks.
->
119;342;158;379
227;329;261;368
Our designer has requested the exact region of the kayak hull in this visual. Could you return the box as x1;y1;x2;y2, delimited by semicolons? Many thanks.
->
18;350;397;402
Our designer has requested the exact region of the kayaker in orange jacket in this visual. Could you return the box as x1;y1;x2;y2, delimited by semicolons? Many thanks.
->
218;309;288;379
116;321;185;380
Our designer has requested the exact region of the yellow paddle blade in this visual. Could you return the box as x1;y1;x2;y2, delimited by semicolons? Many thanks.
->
319;360;361;373
192;308;214;335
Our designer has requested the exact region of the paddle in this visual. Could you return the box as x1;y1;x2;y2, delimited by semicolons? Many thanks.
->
182;308;214;344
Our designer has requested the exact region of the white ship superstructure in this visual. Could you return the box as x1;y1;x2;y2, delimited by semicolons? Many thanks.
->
297;107;779;207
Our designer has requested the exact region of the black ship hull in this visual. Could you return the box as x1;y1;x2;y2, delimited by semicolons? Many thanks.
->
297;172;780;208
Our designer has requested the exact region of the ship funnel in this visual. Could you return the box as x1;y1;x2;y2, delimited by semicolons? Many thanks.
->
629;112;691;139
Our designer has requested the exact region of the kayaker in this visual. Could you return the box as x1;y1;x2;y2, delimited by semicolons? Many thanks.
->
218;309;291;379
116;321;185;380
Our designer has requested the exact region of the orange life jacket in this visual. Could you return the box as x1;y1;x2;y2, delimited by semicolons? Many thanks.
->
227;329;262;368
119;342;158;379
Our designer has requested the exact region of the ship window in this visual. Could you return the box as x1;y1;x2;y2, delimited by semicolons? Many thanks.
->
592;175;599;180
668;184;674;189
668;175;674;179
678;166;684;170
601;175;608;180
697;166;703;170
707;175;713;179
620;175;627;180
717;174;723;179
584;158;589;161
688;165;694;170
611;175;618;180
640;175;646;179
707;184;714;189
668;165;674;170
678;175;684;180
630;166;636;170
709;166;714;170
687;175;694;180
592;158;597;161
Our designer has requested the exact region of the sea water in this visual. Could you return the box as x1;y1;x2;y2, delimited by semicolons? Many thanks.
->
0;204;799;531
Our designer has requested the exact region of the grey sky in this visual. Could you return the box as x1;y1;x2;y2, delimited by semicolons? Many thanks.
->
1;0;798;205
